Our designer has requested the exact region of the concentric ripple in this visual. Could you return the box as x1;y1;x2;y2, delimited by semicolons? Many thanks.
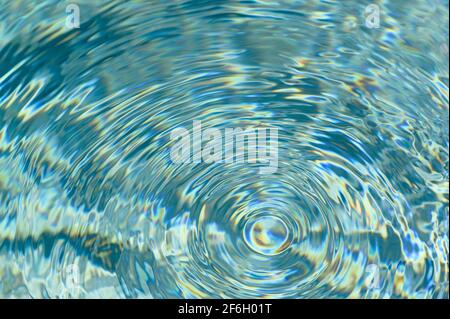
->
0;0;448;299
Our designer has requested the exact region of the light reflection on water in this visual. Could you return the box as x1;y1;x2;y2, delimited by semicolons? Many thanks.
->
0;0;448;298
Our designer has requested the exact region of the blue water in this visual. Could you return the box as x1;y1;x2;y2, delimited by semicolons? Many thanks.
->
0;0;448;298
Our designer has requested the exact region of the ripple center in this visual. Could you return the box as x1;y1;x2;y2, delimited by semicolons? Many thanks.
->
243;215;290;256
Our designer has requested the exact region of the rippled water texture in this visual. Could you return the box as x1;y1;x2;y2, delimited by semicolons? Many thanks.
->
0;0;448;298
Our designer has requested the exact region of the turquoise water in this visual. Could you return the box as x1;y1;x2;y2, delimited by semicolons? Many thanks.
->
0;0;448;298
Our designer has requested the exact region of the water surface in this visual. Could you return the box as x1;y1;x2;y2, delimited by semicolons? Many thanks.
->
0;0;448;298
